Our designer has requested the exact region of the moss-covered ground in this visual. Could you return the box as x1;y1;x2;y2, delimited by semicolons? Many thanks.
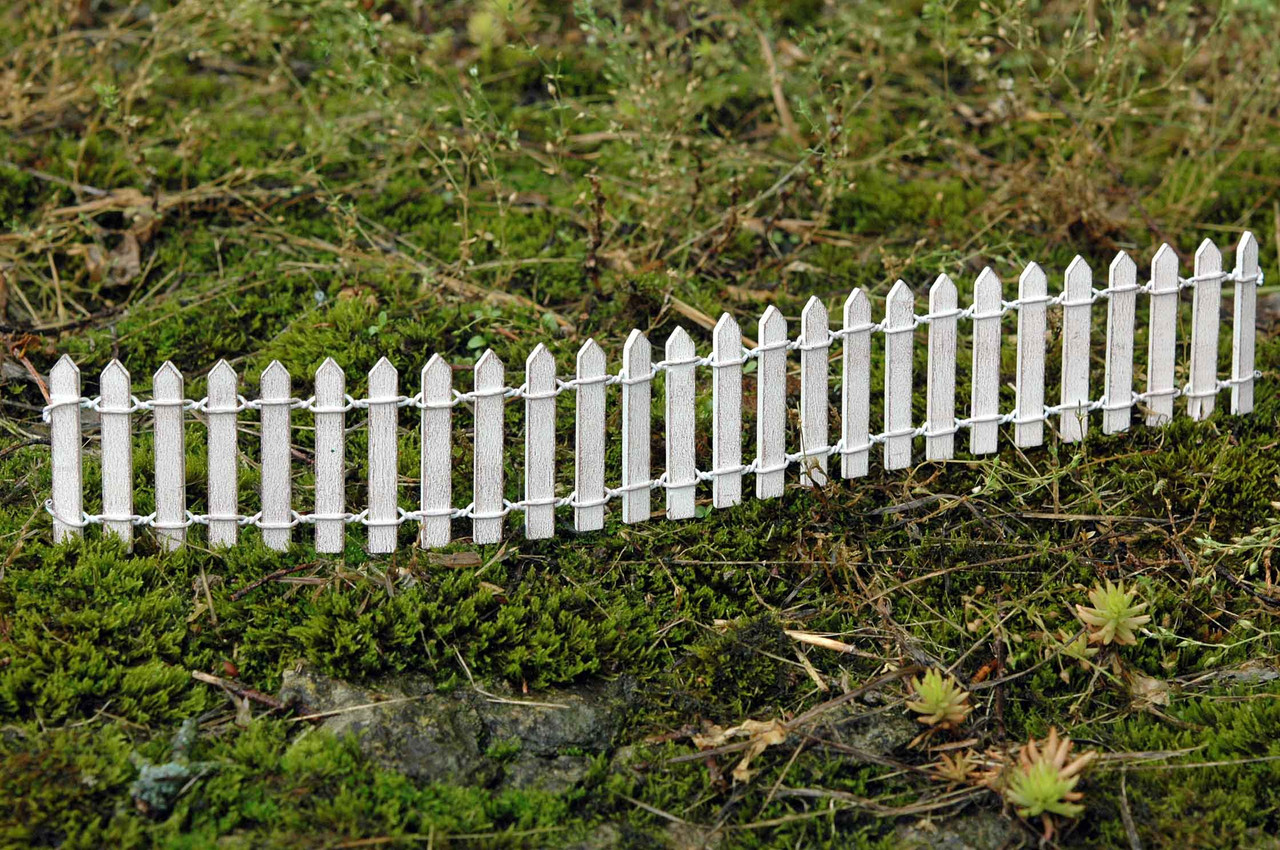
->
2;1;1280;846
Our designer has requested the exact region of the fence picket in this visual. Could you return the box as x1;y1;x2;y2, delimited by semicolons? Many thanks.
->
1188;239;1222;421
756;307;787;498
1102;252;1137;434
574;340;607;532
800;297;829;486
1232;231;1259;415
314;358;346;553
713;314;743;507
925;275;956;461
884;281;914;470
153;361;186;550
970;269;1002;454
1014;263;1047;448
1146;245;1178;426
841;290;872;478
100;360;132;547
665;328;697;519
473;350;505;544
621;330;652;523
420;354;452;548
524;345;556;539
260;361;292;551
206;360;239;547
367;357;398;553
50;355;82;542
1060;257;1092;442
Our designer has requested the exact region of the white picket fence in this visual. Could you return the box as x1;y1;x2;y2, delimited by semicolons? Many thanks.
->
43;235;1263;553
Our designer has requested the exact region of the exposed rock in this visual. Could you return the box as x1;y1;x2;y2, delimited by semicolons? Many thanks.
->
814;702;920;758
894;811;1025;850
278;665;619;791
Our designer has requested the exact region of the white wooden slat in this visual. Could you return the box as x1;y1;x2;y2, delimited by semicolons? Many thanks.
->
755;306;787;498
664;328;697;519
206;360;239;547
1059;257;1092;442
970;269;1002;455
841;290;872;478
925;275;957;460
1013;263;1047;448
1188;238;1222;421
883;280;914;470
621;330;652;524
153;361;186;551
1145;245;1179;426
799;297;829;486
314;357;346;553
1231;231;1259;415
259;360;292;551
1103;252;1137;435
50;355;82;542
420;354;452;548
473;350;505;544
367;357;398;553
524;344;556;539
574;340;607;532
712;313;743;508
100;360;132;547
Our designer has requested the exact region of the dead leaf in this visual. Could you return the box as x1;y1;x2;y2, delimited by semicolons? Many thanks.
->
1125;669;1171;708
691;718;788;784
110;232;141;285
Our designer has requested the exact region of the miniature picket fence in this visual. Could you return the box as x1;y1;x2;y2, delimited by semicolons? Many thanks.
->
44;234;1264;553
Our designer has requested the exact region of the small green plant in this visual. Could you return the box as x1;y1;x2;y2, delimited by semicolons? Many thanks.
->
1076;580;1151;646
1001;728;1096;840
906;668;972;729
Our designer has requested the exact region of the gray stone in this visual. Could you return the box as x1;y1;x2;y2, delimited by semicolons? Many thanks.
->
278;665;619;792
894;811;1025;850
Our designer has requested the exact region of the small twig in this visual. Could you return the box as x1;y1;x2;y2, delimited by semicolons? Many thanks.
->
1120;771;1143;850
191;671;285;710
230;561;319;600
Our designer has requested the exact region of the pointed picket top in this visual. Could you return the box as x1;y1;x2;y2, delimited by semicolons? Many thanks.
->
1064;256;1091;298
1019;262;1046;296
102;359;130;390
1110;249;1136;281
422;352;450;387
1195;236;1221;270
262;359;289;388
667;326;694;358
844;288;869;325
1152;243;1177;284
577;337;605;373
209;358;236;386
370;355;397;386
51;353;80;387
760;304;785;338
526;342;554;373
713;312;740;352
623;328;648;364
801;295;828;336
1237;231;1259;272
316;356;344;383
154;360;182;392
886;279;913;318
975;267;1000;304
475;349;504;384
929;273;956;310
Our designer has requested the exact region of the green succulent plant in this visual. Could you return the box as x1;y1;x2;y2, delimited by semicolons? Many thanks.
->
906;668;972;729
1002;728;1096;840
1076;580;1151;646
